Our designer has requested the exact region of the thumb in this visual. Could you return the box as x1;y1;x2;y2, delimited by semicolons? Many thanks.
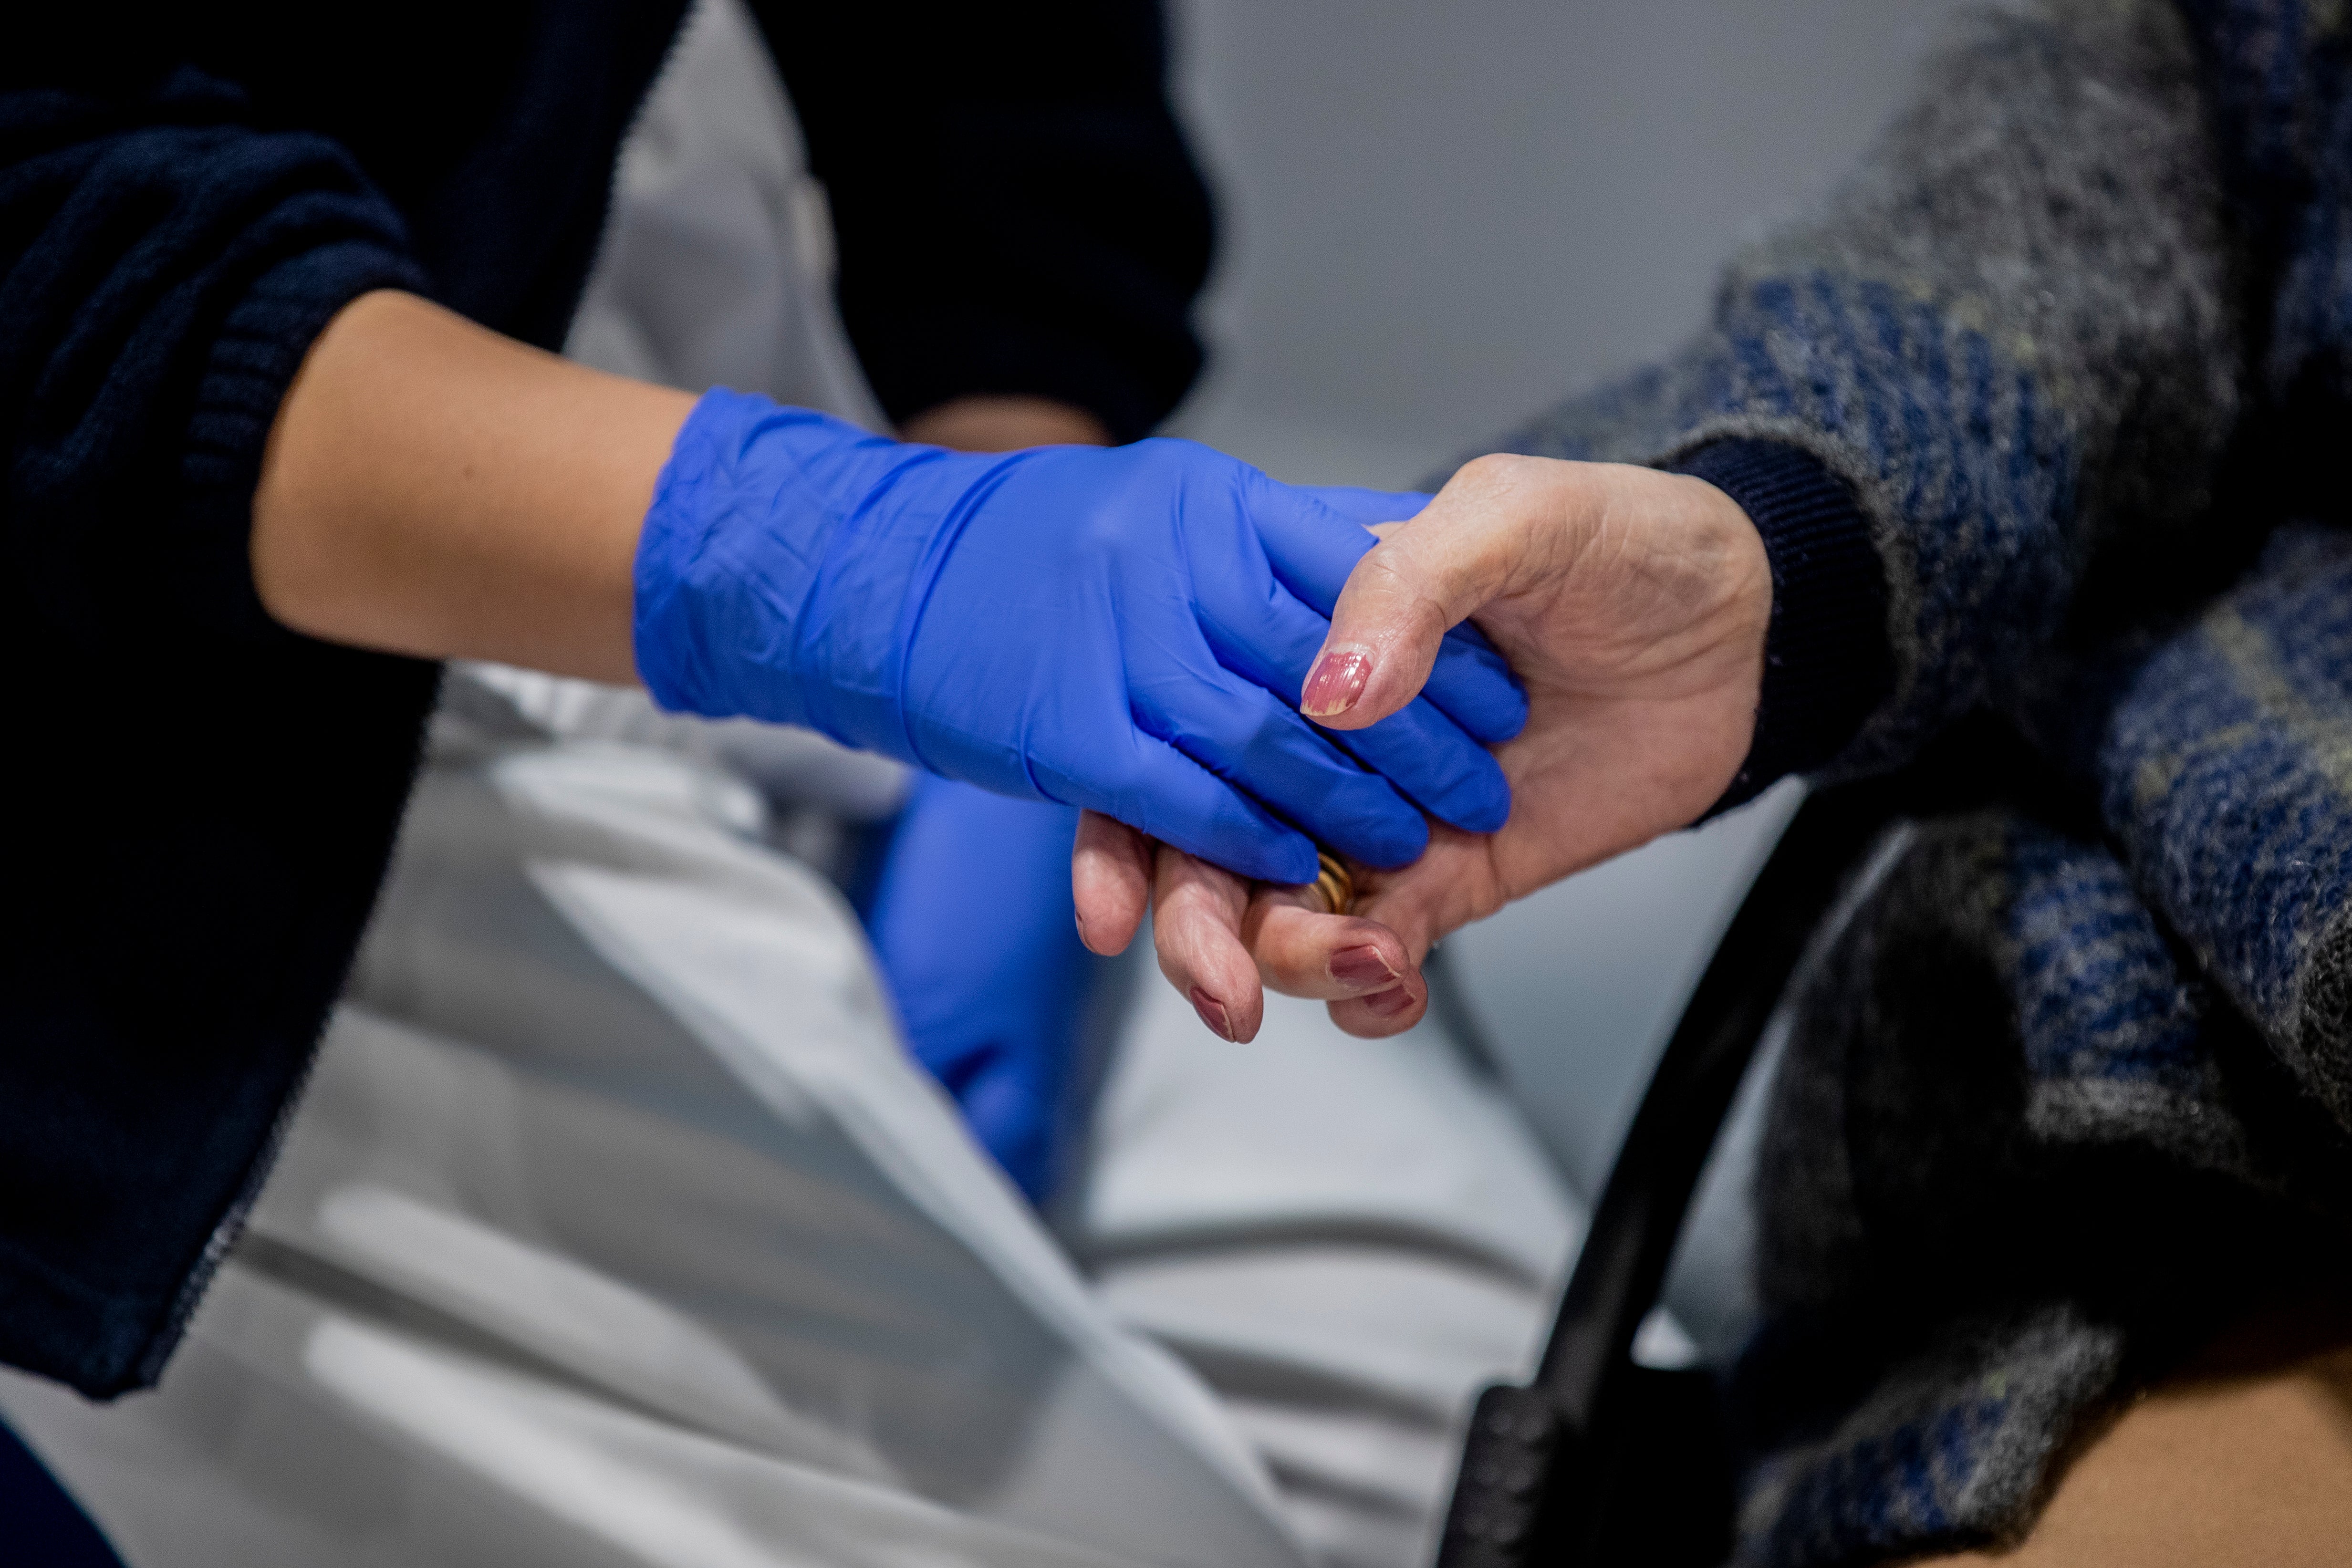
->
1300;454;1550;731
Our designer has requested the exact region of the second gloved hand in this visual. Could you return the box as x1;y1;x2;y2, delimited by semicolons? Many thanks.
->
865;775;1094;1205
635;391;1527;883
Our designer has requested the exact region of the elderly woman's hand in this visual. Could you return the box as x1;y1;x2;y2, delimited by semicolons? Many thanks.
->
1071;453;1771;1040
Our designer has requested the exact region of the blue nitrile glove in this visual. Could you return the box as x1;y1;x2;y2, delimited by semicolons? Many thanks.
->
635;391;1527;884
866;774;1091;1203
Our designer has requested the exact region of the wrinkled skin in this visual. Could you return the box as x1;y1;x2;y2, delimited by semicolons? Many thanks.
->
1072;453;1772;1041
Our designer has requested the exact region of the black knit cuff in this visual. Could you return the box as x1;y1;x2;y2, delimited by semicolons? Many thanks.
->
1669;438;1893;812
178;241;428;642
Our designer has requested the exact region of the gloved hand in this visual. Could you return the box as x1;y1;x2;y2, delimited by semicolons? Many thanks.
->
864;774;1093;1204
1086;452;1776;1040
634;391;1527;884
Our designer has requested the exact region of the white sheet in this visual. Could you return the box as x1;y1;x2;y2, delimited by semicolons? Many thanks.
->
1;707;1302;1568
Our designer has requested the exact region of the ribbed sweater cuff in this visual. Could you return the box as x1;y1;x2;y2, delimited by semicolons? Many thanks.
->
179;241;428;641
1669;438;1893;812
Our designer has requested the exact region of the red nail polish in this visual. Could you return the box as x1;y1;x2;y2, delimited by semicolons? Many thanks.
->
1364;986;1416;1019
1190;987;1235;1040
1302;648;1373;718
1330;945;1399;988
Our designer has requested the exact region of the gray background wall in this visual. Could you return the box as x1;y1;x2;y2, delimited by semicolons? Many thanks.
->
1165;0;1966;486
1158;0;1967;1192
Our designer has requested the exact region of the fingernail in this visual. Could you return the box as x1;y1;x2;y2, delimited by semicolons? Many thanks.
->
1190;987;1235;1041
1330;945;1400;988
1301;647;1374;718
1364;986;1417;1019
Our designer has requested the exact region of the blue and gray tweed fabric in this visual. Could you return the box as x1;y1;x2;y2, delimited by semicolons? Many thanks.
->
1477;1;2352;1561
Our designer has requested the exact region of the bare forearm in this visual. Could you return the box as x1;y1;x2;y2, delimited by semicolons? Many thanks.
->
250;289;695;683
899;393;1110;453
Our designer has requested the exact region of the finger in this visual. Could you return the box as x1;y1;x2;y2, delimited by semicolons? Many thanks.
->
1327;984;1431;1038
1195;578;1510;834
1315;834;1490;1037
1301;454;1578;732
1238;884;1421;1004
1321;714;1509;834
1151;846;1265;1043
1042;727;1320;885
1424;621;1529;745
1253;477;1528;744
1072;810;1151;955
1143;666;1432;870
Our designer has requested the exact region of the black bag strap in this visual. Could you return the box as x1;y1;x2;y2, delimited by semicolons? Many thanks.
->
1433;775;1910;1568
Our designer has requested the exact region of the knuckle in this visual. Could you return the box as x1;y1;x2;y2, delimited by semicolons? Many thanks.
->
1453;451;1524;488
1450;451;1556;505
1067;498;1135;561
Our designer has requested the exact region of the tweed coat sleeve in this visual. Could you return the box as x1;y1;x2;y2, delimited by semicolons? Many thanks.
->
1495;0;2245;786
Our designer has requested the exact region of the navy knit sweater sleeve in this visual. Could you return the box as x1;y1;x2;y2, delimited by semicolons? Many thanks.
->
3;70;426;637
0;68;444;1395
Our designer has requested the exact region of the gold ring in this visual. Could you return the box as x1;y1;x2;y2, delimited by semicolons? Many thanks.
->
1308;849;1356;916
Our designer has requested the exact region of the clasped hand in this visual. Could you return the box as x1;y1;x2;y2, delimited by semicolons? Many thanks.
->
1071;453;1773;1041
635;391;1531;882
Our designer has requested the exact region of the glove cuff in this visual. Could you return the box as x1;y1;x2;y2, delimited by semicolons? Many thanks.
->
634;390;1022;768
635;390;905;729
